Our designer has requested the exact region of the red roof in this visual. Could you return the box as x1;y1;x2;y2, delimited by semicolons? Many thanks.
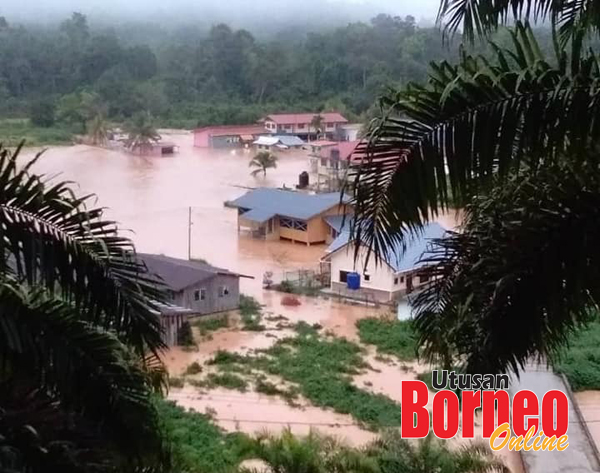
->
263;112;348;125
194;124;268;137
319;141;361;161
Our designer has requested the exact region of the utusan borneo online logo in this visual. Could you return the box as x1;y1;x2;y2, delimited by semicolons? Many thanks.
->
401;370;569;452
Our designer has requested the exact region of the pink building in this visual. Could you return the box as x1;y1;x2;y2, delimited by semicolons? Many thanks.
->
194;125;269;148
259;112;348;139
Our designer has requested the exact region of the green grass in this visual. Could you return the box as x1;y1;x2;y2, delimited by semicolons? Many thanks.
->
554;318;600;391
200;372;249;392
0;118;75;147
239;294;265;331
193;315;229;336
156;399;249;473
356;317;418;360
185;362;203;375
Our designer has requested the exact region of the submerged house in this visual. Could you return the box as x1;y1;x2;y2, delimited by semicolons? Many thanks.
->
259;112;348;140
253;135;305;151
229;188;351;245
310;140;360;191
129;141;179;157
322;222;446;302
140;253;250;344
194;125;270;148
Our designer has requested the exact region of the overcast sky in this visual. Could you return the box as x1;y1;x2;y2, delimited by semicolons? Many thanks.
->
0;0;442;28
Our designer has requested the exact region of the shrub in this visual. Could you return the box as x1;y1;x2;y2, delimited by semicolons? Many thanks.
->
356;317;418;360
177;321;195;346
169;376;185;388
185;362;202;375
29;99;56;127
194;315;229;336
202;373;248;392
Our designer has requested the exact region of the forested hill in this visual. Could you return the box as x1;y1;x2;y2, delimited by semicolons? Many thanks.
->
0;12;458;131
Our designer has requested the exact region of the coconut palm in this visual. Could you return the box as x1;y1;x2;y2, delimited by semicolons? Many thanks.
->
124;111;161;152
242;428;377;473
349;1;600;374
310;114;324;139
365;430;505;473
0;143;170;472
87;113;109;146
249;151;278;177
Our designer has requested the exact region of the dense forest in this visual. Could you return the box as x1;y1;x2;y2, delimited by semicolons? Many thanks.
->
0;12;454;131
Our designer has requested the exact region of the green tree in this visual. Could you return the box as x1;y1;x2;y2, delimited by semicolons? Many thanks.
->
249;151;278;177
310;114;324;138
349;1;600;374
29;99;56;127
87;113;110;145
0;144;170;471
244;428;377;473
124;111;161;151
365;430;504;473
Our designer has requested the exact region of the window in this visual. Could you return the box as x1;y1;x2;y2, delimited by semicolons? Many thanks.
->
194;290;200;301
419;274;429;284
200;288;206;301
364;273;371;282
279;217;307;231
218;286;230;297
325;122;333;128
298;123;306;129
320;158;328;167
284;124;292;130
394;277;399;285
339;270;349;283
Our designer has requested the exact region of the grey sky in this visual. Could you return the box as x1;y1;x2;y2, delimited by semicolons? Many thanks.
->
1;0;442;28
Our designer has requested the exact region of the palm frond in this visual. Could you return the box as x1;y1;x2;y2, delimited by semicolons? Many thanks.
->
438;0;600;44
349;22;600;267
0;144;167;356
413;162;600;374
0;278;169;469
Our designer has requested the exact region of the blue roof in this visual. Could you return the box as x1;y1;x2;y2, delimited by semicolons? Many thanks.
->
326;222;447;272
231;188;348;220
324;215;353;233
241;208;276;223
273;135;305;146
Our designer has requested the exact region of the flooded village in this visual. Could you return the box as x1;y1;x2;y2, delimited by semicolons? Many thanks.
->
18;120;588;473
5;3;600;472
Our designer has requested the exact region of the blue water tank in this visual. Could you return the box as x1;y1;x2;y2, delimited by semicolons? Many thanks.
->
347;272;361;290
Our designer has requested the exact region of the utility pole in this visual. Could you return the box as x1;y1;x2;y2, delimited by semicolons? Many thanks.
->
187;206;192;260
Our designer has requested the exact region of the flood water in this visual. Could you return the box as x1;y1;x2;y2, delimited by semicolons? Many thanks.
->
20;134;522;469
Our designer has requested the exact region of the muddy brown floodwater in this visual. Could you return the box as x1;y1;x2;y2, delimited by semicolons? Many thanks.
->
20;134;522;469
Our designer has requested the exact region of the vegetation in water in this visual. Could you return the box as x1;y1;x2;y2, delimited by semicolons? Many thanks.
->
185;362;203;376
177;321;196;346
249;151;278;177
239;294;265;331
194;314;230;337
199;372;249;392
356;317;418;360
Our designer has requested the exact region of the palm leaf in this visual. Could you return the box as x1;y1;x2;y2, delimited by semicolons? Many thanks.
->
0;144;167;356
349;22;600;267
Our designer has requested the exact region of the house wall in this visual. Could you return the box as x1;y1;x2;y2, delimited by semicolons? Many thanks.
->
161;313;187;346
173;274;240;315
210;135;241;148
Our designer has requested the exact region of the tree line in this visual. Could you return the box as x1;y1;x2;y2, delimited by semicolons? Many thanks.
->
0;12;455;130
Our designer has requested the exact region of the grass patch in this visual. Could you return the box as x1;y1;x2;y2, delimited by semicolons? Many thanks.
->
169;376;185;388
157;399;248;473
0;118;75;147
554;318;600;391
255;375;300;405
239;294;265;331
200;372;249;392
356;317;418;360
194;314;229;337
185;362;203;375
254;331;402;430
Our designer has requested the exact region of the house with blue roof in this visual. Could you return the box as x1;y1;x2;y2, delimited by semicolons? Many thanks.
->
229;188;352;245
322;222;446;302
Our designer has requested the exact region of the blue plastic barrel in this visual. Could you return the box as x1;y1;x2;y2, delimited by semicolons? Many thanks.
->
347;272;361;290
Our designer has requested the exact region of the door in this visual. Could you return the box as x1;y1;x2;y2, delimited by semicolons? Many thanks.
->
406;274;413;294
